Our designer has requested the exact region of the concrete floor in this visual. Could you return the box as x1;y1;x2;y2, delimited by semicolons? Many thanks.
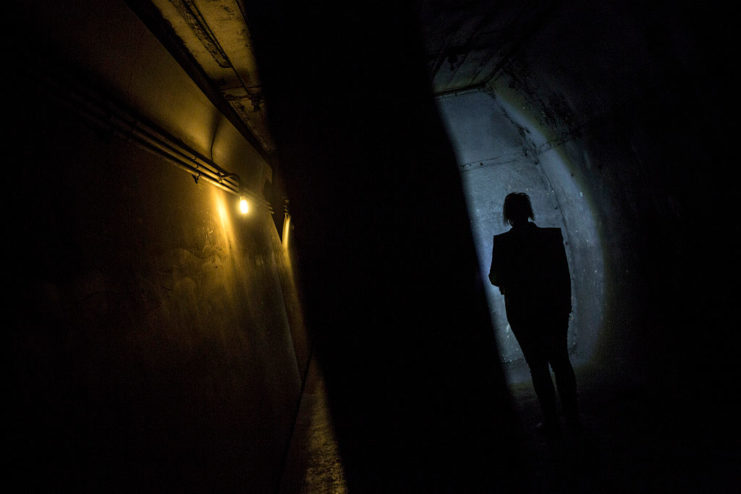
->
278;355;737;493
278;357;348;494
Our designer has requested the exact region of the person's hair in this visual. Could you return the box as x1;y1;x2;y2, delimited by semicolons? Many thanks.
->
502;192;534;226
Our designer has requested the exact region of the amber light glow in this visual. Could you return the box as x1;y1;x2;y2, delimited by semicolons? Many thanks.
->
239;197;250;215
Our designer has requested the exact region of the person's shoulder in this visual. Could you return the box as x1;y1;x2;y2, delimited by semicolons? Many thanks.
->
493;230;513;241
538;226;564;238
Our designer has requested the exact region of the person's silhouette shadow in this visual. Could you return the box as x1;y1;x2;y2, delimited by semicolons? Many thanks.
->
489;192;580;435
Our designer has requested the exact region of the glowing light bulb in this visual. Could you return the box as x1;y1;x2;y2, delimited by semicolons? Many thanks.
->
239;197;250;215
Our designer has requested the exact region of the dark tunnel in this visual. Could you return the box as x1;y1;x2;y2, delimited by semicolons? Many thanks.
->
7;1;739;492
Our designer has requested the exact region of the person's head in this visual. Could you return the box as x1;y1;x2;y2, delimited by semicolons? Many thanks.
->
502;192;534;227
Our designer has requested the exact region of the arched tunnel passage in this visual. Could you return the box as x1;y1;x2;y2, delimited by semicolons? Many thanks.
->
7;0;739;492
435;89;604;382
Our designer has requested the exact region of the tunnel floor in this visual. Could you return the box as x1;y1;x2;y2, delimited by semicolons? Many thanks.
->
278;357;348;494
278;354;735;493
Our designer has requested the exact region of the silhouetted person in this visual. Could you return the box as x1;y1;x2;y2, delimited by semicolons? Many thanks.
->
489;192;579;435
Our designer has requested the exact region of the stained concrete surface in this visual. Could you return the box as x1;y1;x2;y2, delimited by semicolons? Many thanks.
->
281;355;738;493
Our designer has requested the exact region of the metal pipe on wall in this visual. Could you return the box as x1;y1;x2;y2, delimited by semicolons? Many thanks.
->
24;61;272;212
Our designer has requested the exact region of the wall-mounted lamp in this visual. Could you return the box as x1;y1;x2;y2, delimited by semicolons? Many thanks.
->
238;196;250;215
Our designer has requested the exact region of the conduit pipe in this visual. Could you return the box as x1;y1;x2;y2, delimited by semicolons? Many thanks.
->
25;64;271;212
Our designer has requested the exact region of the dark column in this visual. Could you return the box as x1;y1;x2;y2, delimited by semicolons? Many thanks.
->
245;1;523;491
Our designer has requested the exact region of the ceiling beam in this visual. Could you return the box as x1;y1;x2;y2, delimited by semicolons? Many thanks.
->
124;0;274;165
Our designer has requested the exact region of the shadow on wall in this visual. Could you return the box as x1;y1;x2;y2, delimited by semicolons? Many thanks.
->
244;1;526;492
436;90;605;380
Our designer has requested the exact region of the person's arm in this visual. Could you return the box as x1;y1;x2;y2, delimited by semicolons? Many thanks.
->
555;230;572;313
489;236;505;294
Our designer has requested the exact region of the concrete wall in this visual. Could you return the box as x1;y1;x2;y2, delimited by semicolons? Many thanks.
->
8;1;307;491
483;0;736;428
433;3;738;477
436;90;604;375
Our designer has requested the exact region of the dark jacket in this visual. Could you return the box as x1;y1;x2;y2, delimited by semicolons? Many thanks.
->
489;222;572;324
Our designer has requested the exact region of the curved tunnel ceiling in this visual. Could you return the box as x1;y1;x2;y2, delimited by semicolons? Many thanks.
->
418;0;561;94
131;0;689;182
128;0;275;157
134;0;710;174
129;0;628;164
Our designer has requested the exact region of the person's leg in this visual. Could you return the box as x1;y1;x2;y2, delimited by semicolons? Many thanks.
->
511;317;560;433
518;339;560;431
528;358;560;430
547;320;579;425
